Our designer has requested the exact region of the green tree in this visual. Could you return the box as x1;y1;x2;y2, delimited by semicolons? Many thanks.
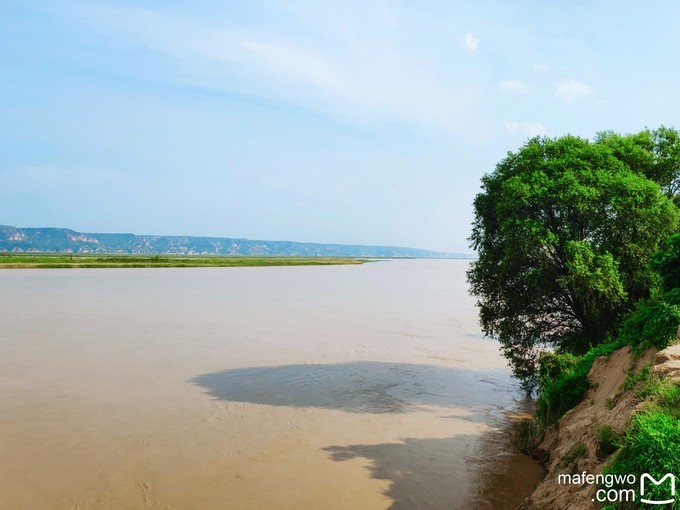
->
596;126;680;205
651;233;680;293
468;132;679;389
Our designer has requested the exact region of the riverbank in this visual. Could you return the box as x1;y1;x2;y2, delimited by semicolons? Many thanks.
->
518;339;680;509
0;253;367;268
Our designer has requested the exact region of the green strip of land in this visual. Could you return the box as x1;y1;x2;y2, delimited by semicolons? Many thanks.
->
0;253;367;268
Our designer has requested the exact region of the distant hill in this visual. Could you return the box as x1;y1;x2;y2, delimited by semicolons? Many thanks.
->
0;225;473;258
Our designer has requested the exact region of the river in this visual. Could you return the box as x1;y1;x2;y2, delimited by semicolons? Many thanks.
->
0;259;541;509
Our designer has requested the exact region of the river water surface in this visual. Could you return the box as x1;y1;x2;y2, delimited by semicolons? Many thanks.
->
0;259;541;509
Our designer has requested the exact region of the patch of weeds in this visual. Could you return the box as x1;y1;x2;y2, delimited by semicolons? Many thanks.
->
597;425;621;458
636;376;664;400
514;419;541;454
605;411;680;508
536;370;591;426
605;398;617;410
559;441;587;473
620;362;653;393
652;383;680;419
603;376;680;508
619;361;667;401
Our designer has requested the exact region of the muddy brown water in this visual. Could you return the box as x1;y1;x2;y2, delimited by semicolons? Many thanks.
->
0;259;542;509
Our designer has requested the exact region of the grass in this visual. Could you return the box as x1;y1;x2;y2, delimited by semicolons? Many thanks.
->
605;410;680;508
514;418;541;453
620;362;653;393
558;441;587;473
602;380;680;508
597;425;621;458
0;253;368;268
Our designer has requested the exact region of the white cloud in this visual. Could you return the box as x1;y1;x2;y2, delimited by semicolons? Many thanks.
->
497;80;528;94
235;37;344;92
555;79;593;102
532;63;549;71
503;120;546;137
78;4;478;133
462;32;479;52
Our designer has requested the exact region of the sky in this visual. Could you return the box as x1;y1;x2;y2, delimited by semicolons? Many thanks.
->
2;1;680;253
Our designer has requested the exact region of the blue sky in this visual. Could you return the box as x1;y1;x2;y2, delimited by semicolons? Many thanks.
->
2;1;679;252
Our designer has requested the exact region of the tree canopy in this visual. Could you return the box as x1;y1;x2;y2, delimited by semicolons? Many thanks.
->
651;233;680;293
596;127;680;205
467;128;679;389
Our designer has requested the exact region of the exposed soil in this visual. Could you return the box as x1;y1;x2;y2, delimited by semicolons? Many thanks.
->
518;345;659;509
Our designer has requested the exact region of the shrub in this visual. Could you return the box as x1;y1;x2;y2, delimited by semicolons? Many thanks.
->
537;351;578;392
618;298;680;353
536;365;591;426
666;287;680;305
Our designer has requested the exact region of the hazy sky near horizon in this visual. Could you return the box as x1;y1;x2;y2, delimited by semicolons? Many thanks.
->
2;1;680;252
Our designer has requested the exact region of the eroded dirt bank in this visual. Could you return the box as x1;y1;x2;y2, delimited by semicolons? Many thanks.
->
518;342;680;510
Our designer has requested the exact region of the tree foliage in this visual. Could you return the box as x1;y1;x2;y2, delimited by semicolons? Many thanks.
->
651;233;680;292
596;126;680;205
618;298;680;352
617;233;680;353
468;130;679;389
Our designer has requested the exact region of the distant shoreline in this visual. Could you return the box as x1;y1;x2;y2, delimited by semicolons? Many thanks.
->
0;225;473;259
0;253;369;268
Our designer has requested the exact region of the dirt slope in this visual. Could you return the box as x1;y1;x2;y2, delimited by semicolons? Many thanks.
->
519;346;658;509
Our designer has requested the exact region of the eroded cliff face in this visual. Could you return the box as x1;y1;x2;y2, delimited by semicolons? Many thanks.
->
518;346;661;510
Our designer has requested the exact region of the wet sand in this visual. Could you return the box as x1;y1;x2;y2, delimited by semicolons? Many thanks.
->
0;260;542;509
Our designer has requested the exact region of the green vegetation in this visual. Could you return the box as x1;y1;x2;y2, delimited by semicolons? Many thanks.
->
468;127;679;390
605;383;680;509
514;418;542;454
597;425;621;458
535;339;624;426
470;127;680;507
651;234;680;292
620;363;653;394
618;298;680;353
617;234;680;354
559;442;587;473
0;253;367;268
595;126;680;206
528;228;680;426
